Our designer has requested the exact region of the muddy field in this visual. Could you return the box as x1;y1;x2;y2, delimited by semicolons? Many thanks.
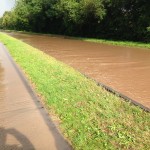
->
7;32;150;108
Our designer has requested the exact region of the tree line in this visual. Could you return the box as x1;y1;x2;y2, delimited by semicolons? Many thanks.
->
0;0;150;42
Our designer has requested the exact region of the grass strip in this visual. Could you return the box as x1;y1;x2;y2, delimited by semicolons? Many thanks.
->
0;32;150;150
81;38;150;49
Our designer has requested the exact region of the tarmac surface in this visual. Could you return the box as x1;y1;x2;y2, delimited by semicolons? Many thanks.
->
0;43;71;149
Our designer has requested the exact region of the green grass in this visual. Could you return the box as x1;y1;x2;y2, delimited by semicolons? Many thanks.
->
81;38;150;49
0;32;150;150
1;29;150;49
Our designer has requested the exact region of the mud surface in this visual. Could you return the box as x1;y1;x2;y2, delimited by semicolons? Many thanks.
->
8;32;150;108
0;43;71;149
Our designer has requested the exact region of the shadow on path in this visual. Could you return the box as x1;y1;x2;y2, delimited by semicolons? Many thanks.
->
0;127;35;150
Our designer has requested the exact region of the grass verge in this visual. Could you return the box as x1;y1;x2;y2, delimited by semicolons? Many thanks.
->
1;29;150;49
81;38;150;49
0;32;150;150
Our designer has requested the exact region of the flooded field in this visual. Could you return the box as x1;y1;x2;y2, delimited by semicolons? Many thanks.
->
7;32;150;108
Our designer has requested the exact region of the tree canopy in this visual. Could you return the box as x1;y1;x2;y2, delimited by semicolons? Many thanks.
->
0;0;149;41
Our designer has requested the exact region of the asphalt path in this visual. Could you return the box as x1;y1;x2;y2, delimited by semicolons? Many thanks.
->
0;43;71;150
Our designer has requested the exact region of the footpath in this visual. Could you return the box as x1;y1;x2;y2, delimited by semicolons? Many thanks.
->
0;43;71;150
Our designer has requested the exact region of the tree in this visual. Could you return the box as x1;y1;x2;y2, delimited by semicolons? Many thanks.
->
1;0;149;41
99;0;150;41
78;0;106;36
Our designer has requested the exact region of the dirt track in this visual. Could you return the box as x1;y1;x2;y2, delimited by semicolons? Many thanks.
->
0;43;71;149
8;32;150;108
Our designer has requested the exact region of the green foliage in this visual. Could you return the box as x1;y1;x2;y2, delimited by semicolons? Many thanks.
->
0;33;150;150
55;0;79;23
80;0;105;21
0;18;2;28
100;0;150;41
0;0;150;41
54;0;80;34
1;11;12;29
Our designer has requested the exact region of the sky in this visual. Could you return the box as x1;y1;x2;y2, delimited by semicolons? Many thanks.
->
0;0;16;17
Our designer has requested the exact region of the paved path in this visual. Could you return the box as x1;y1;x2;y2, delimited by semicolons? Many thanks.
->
0;43;71;149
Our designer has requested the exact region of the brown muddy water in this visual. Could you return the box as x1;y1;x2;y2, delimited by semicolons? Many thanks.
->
7;32;150;108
